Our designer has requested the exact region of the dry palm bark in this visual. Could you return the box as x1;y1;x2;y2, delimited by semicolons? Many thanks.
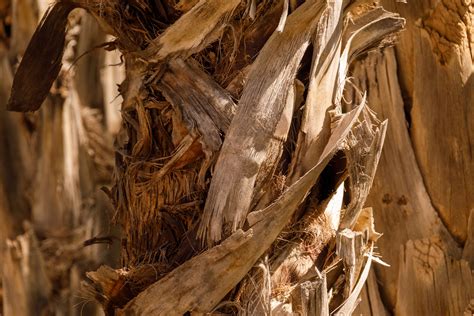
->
2;0;406;314
0;0;121;314
4;0;406;314
348;0;474;313
5;0;470;315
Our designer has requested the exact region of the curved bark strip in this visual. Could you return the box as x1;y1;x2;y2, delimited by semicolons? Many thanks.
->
287;0;345;184
289;5;404;184
199;1;327;244
7;2;76;112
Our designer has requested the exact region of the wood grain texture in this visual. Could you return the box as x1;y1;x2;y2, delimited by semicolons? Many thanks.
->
381;0;474;244
299;275;330;316
289;6;404;185
396;238;474;316
199;1;327;244
144;0;240;62
163;59;236;133
288;0;344;184
159;58;236;161
348;48;462;310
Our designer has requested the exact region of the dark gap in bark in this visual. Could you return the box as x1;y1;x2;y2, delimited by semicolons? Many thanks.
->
291;150;346;224
392;51;413;130
372;268;394;316
317;150;346;202
297;43;314;86
214;0;283;87
280;44;313;176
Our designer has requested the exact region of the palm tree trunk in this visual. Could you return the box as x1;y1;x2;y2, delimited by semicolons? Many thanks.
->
1;0;472;315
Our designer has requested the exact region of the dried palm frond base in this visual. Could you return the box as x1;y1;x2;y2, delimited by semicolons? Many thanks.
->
8;0;404;314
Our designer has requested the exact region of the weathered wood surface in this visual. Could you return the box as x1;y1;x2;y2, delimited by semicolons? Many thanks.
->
158;58;236;157
333;246;374;316
288;0;344;183
299;274;330;316
199;1;327;244
289;5;404;186
143;0;241;61
2;0;423;314
339;118;387;229
337;229;365;299
118;104;364;316
346;2;474;311
381;0;474;244
347;48;463;310
396;238;474;315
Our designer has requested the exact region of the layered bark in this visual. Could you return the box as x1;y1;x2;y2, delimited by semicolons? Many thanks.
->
1;0;472;315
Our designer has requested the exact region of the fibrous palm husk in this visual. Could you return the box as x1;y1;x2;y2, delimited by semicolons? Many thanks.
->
7;0;404;314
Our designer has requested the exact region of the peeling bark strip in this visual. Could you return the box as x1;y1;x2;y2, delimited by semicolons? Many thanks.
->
343;7;405;63
340;115;388;229
288;0;345;184
158;58;236;156
7;2;76;112
289;5;403;184
118;105;364;316
299;274;330;316
199;1;327;244
143;0;241;61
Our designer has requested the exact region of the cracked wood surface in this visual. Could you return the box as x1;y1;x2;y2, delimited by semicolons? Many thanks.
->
396;238;474;315
348;47;472;313
381;0;474;244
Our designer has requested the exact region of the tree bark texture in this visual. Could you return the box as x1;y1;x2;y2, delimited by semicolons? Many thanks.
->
1;0;473;315
350;0;474;314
